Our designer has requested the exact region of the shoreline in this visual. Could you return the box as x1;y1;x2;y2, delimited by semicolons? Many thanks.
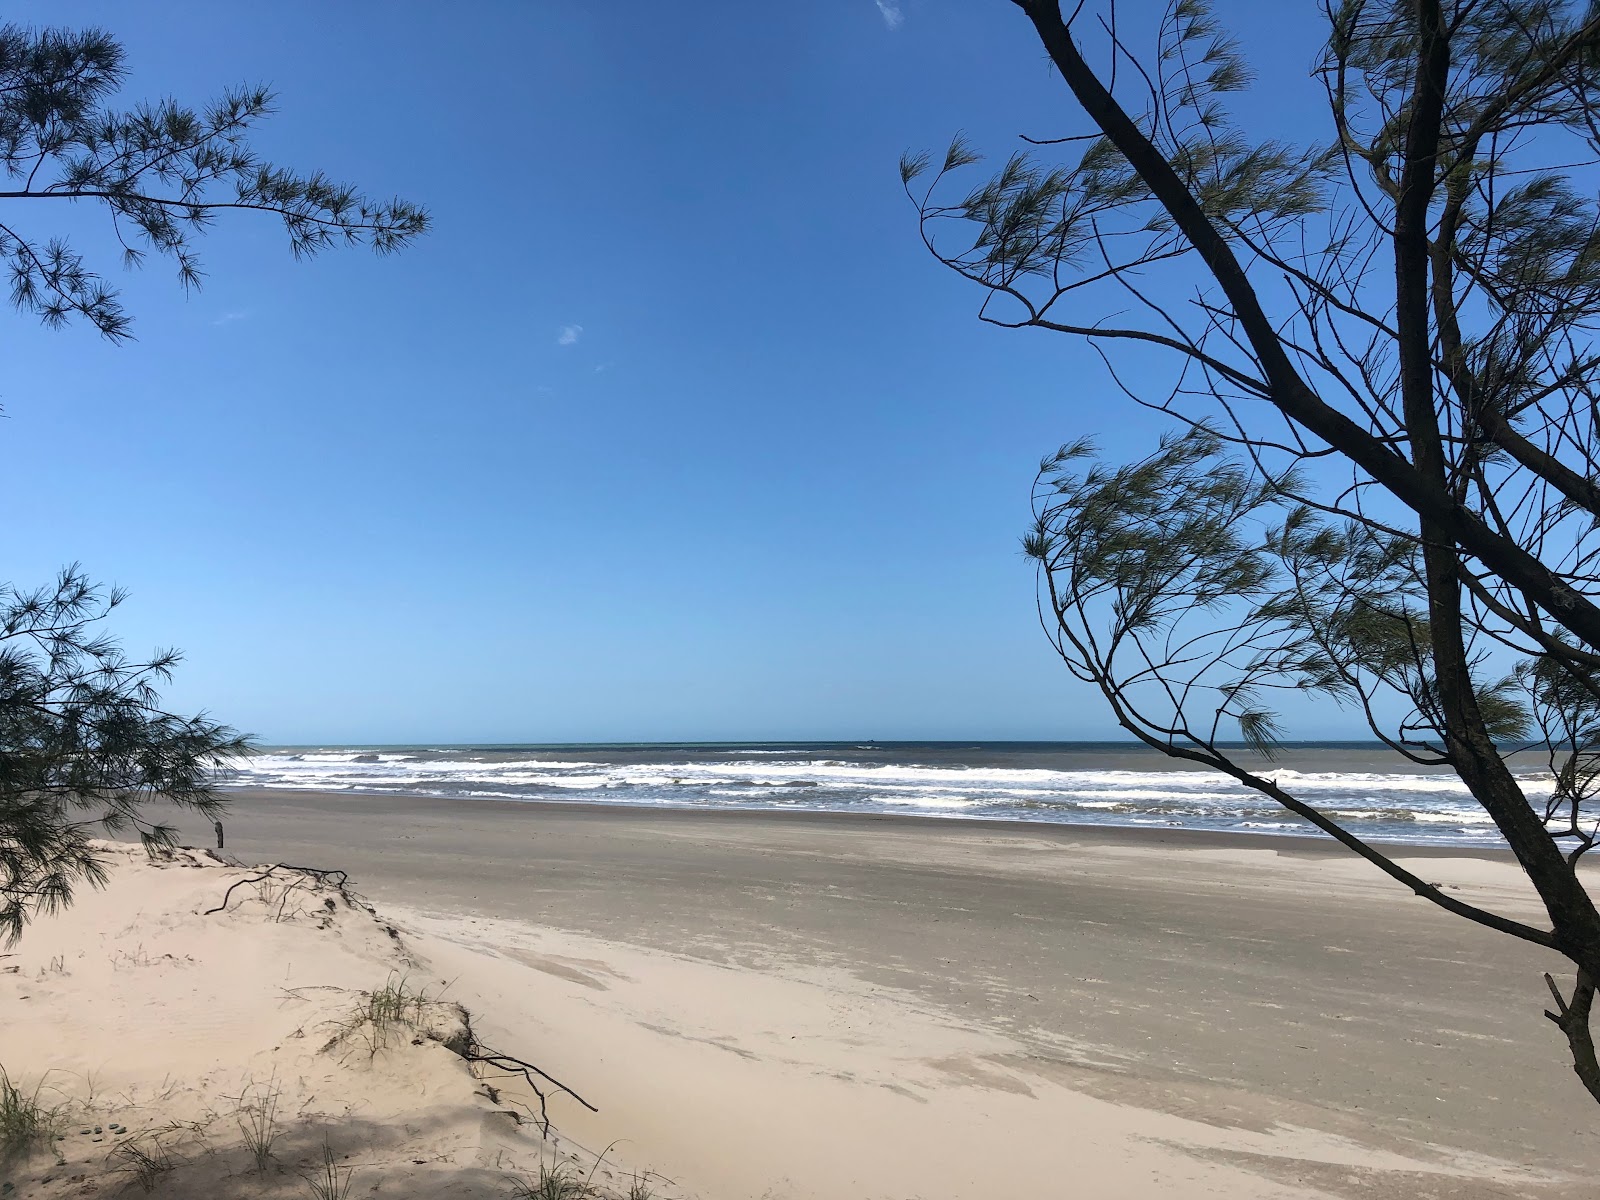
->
219;784;1521;860
22;788;1598;1196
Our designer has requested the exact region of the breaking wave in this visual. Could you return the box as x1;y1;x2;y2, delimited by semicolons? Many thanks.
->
219;744;1555;847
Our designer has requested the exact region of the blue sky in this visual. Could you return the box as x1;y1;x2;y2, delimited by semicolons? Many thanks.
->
1;0;1341;744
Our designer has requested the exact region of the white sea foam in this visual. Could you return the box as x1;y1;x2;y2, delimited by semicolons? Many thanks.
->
866;794;980;809
222;747;1560;847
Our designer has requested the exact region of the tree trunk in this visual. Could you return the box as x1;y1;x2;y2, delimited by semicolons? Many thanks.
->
1546;970;1600;1104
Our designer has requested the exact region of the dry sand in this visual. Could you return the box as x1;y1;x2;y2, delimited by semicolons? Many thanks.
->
0;842;627;1199
4;793;1599;1198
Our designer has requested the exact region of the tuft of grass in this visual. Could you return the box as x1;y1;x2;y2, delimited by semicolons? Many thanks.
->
110;1133;176;1193
234;1074;283;1173
507;1139;655;1200
303;1140;356;1200
363;973;427;1029
507;1157;657;1200
0;1067;60;1164
324;973;433;1058
509;1162;596;1200
110;943;152;969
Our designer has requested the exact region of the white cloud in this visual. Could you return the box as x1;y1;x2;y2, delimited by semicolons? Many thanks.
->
875;0;903;29
211;310;250;326
557;323;583;346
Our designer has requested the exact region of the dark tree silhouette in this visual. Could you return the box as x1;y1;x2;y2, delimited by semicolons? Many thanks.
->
0;569;249;943
0;23;428;339
1;23;427;939
908;0;1600;1102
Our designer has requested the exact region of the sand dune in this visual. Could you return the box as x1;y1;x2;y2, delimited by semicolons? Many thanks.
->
1;806;1595;1198
0;844;652;1199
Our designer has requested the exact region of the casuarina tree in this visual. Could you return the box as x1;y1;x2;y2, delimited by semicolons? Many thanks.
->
0;24;427;938
0;24;426;339
0;569;251;943
907;0;1600;1102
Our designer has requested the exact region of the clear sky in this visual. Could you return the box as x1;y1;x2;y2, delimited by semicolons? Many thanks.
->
1;0;1340;745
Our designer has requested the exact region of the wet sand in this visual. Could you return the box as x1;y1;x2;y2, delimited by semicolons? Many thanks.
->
205;789;1600;1196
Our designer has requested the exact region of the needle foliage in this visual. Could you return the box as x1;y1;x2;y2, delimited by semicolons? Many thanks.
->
1;23;425;940
0;568;250;943
0;23;428;339
910;0;1600;1104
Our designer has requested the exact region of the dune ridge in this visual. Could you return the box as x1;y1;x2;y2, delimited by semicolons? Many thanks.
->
0;843;657;1199
1;823;1591;1199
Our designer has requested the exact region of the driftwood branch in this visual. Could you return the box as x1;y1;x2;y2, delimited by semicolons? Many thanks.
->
203;863;356;918
467;1047;598;1138
205;866;597;1138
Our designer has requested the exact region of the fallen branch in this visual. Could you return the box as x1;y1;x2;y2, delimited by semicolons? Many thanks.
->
203;863;356;918
466;1048;598;1137
204;866;596;1140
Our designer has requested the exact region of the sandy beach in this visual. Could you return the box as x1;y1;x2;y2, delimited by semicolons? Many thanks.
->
4;791;1598;1198
13;3;1600;1198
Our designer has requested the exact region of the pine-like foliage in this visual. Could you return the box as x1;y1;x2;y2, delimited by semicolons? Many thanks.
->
910;0;1600;1104
0;568;250;942
0;23;428;339
0;23;422;939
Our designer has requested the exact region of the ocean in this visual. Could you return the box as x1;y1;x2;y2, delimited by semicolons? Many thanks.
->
221;741;1556;848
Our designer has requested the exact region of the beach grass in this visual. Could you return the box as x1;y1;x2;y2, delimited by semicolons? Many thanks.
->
323;972;435;1058
508;1159;654;1200
303;1140;356;1200
0;1067;60;1164
234;1073;283;1172
109;1133;176;1193
509;1162;599;1200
